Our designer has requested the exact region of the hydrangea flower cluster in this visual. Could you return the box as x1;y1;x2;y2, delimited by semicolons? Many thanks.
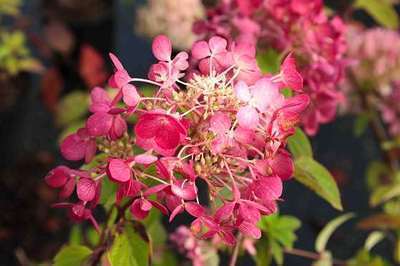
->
45;35;309;245
195;0;347;135
135;0;205;50
344;27;400;137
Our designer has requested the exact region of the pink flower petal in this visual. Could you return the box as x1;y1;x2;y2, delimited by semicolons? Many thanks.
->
45;166;70;188
152;35;172;61
154;124;180;150
59;177;75;199
86;112;113;137
135;114;161;139
109;53;124;70
234;81;252;102
60;133;86;161
90;87;111;113
253;176;283;201
134;154;158;165
169;204;184;222
122;84;140;107
185;202;205;217
209;112;231;135
281;53;303;91
238;221;261;239
214;202;235;223
107;159;132;183
237;106;259;129
209;36;227;54
130;199;150;220
191;40;210;60
171;182;197;200
77;178;96;202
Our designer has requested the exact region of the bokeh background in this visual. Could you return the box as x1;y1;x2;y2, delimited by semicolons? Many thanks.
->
0;0;399;265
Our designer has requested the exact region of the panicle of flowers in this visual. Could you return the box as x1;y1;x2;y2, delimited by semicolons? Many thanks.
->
195;0;347;135
135;0;205;50
344;26;400;137
45;34;310;245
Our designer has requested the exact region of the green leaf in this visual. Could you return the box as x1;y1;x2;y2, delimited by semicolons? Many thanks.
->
259;214;301;249
270;240;284;265
354;0;399;29
54;245;92;266
56;91;89;127
288;128;313;158
255;237;272;266
370;184;400;207
153;250;178;266
365;231;385;251
108;223;150;266
256;48;281;74
347;249;388;266
144;210;167;246
87;227;100;247
315;213;355;253
99;176;118;210
294;157;343;210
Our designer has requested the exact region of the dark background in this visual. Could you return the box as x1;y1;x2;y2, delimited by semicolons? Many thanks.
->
0;0;396;265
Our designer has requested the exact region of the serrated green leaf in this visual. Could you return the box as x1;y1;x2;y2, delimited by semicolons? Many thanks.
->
256;48;281;74
108;224;150;266
315;213;354;253
294;157;342;210
354;0;399;29
259;214;301;249
54;245;92;266
288;128;313;158
365;231;385;251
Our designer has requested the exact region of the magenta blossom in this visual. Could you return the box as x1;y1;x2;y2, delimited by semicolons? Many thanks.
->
45;34;309;245
135;111;188;156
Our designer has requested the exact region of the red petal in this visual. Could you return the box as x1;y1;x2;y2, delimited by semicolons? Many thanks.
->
169;204;184;222
86;112;113;137
60;133;86;161
238;221;261;239
108;159;132;183
185;202;205;217
77;178;96;202
135;114;161;139
154;125;180;149
45;166;70;188
152;35;172;61
171;182;196;200
130;199;150;220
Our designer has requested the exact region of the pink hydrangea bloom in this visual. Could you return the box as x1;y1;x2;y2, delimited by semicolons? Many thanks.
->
195;0;347;135
45;34;310;245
